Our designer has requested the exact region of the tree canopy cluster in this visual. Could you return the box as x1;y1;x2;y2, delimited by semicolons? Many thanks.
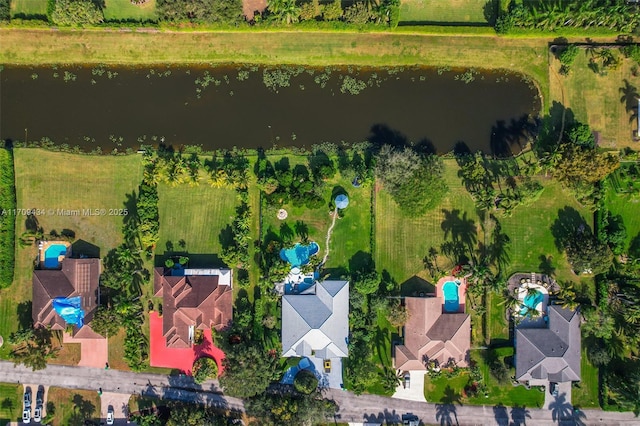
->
375;145;447;216
496;0;640;34
158;0;244;24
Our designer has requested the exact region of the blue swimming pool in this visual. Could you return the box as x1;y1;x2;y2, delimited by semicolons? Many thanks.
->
443;281;459;313
44;244;68;268
280;242;320;268
520;292;544;315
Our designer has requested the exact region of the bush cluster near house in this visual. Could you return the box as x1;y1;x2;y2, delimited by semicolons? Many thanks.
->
0;148;16;288
192;356;219;383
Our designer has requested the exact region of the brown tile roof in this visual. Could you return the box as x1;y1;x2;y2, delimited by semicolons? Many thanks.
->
32;258;101;338
394;297;471;371
154;267;232;349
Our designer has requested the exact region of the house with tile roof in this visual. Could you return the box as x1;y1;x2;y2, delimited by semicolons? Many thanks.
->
32;257;102;339
281;280;349;389
153;266;232;348
394;296;471;371
515;305;581;383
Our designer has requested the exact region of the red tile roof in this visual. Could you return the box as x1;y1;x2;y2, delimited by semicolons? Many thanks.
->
154;267;232;348
32;258;101;338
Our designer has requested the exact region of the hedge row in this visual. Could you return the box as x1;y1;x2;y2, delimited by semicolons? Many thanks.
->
0;148;16;288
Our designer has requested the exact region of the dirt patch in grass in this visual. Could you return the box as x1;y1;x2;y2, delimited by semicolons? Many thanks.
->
48;333;81;366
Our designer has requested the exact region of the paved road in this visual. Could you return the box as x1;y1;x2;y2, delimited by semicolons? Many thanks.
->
0;360;244;413
323;388;640;426
3;361;640;425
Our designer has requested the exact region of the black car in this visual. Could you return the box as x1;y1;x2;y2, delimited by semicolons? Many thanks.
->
550;382;559;396
23;387;32;409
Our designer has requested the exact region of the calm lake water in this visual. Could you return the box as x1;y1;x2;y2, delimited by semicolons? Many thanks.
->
0;65;540;154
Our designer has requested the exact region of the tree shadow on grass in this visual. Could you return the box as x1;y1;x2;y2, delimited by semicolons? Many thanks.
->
550;206;590;251
16;301;33;329
348;251;375;276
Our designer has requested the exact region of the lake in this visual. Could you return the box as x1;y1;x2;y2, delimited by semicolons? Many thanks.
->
0;64;540;155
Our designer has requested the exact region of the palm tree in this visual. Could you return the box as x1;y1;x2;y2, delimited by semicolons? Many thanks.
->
556;281;579;311
379;367;403;393
267;0;300;24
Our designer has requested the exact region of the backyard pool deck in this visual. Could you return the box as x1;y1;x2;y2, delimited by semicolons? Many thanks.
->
435;276;467;313
38;240;71;269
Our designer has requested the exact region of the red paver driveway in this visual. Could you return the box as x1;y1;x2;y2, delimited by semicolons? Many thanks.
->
149;312;225;375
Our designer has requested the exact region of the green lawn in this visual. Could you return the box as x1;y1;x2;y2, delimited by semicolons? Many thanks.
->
47;387;100;426
499;178;593;284
549;48;640;150
0;383;21;426
10;0;47;18
375;159;588;287
423;356;545;408
375;159;480;285
399;0;495;24
572;348;600;408
103;0;158;21
260;154;372;275
605;186;640;252
156;182;238;267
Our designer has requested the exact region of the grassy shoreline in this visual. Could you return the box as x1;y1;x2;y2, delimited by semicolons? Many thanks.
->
0;28;554;101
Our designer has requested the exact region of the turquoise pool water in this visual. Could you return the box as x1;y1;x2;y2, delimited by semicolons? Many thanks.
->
443;281;459;313
44;244;67;268
280;242;319;268
520;292;544;315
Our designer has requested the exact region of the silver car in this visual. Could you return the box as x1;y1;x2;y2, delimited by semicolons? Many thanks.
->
33;406;42;423
22;408;31;424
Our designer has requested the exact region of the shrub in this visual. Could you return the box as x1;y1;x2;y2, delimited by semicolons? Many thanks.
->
193;357;219;383
0;149;16;288
293;370;319;394
50;0;104;26
321;0;342;21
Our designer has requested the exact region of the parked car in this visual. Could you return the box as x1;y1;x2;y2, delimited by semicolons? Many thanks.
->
33;406;42;423
23;387;32;409
550;382;558;396
403;372;411;389
106;406;114;425
22;408;31;424
402;413;419;426
36;386;44;407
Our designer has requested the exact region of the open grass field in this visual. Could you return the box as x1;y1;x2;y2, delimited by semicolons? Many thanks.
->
10;0;47;18
399;0;493;24
499;178;593;284
549;48;640;150
375;159;480;285
47;387;100;426
572;348;600;408
0;383;21;426
375;159;590;287
156;182;238;267
13;149;143;253
103;0;158;21
0;30;552;103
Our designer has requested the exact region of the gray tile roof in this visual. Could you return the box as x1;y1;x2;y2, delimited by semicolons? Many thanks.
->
515;305;581;382
282;280;349;358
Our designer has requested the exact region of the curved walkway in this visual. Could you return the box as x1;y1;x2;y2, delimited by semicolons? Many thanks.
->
321;207;338;266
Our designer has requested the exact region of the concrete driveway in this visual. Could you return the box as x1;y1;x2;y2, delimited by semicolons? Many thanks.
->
100;392;131;425
391;371;426;402
18;384;48;425
543;381;572;410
